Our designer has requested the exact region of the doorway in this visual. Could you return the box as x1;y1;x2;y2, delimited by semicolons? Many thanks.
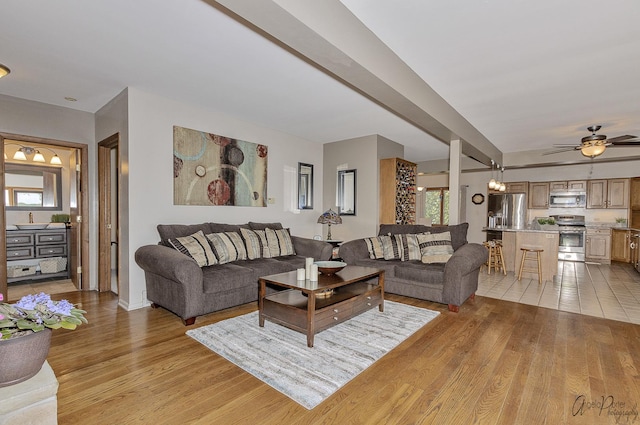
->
1;133;89;300
98;134;119;293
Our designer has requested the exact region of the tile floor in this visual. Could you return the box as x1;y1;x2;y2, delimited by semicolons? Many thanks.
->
477;261;640;325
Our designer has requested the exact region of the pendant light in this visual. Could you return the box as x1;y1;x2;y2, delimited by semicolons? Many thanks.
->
488;160;497;189
499;167;506;191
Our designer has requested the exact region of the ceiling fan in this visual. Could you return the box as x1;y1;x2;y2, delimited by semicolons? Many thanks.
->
545;125;639;158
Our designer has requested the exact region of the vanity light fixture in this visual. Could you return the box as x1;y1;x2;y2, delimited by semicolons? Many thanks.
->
6;143;63;165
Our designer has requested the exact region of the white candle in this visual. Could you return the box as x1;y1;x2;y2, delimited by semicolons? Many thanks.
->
305;257;314;279
310;264;318;282
296;268;306;281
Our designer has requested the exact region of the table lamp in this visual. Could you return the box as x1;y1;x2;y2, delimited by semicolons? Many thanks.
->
317;208;342;240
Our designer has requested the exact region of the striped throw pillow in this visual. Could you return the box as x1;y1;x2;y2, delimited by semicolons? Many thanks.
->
364;236;385;259
382;235;403;260
206;232;248;264
265;228;296;257
417;231;454;263
240;228;271;260
168;230;218;267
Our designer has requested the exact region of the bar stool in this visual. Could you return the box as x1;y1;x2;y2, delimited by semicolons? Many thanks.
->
483;240;506;275
517;246;544;284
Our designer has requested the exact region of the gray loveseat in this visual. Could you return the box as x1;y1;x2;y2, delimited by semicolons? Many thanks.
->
135;222;333;325
338;223;487;312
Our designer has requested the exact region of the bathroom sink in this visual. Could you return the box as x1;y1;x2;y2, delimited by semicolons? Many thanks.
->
15;223;50;230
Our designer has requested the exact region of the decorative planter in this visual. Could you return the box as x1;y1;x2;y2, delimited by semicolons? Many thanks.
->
0;328;51;387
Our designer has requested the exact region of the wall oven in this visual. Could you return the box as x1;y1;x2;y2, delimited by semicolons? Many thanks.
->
551;215;586;262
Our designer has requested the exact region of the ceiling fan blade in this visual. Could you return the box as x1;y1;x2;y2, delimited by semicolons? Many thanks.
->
542;147;580;155
607;135;637;143
610;139;640;146
552;144;581;148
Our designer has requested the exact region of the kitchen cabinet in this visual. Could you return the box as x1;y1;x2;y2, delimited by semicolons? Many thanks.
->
549;180;587;191
585;228;611;263
528;182;550;209
587;178;629;209
380;157;416;225
631;177;640;228
611;229;631;263
488;181;528;194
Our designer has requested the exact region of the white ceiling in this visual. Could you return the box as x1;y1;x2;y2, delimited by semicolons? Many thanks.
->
1;0;639;164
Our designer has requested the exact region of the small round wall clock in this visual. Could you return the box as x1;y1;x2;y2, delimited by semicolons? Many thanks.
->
472;193;485;205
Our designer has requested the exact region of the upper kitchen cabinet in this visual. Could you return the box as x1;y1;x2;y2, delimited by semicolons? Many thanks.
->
506;181;528;194
549;180;586;192
528;182;550;209
587;178;629;209
630;177;640;209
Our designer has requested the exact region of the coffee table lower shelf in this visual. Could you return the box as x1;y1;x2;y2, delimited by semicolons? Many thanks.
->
261;281;383;347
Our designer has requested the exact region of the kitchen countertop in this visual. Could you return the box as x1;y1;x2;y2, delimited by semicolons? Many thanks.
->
483;227;558;233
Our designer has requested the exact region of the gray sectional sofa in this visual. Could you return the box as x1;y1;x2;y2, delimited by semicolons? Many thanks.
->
338;223;487;312
135;221;333;325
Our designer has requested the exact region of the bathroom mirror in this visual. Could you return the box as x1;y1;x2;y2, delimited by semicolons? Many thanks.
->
4;163;63;211
338;169;356;216
298;163;314;210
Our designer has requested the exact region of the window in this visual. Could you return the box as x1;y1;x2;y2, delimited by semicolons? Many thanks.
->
424;188;449;226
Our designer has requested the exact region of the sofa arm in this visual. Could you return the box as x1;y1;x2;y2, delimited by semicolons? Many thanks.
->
291;236;333;260
135;244;203;288
338;239;370;264
444;243;488;276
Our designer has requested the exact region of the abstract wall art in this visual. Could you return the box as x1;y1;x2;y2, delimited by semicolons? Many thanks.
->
173;126;268;206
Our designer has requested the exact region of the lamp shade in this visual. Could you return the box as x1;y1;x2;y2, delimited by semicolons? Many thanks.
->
33;151;46;162
317;208;342;225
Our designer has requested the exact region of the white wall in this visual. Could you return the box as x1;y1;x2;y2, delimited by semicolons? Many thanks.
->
323;135;403;241
125;88;324;310
419;159;640;244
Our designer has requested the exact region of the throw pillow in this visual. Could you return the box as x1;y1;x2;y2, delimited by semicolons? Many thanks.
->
363;236;385;259
417;231;454;263
240;228;271;260
168;230;218;267
382;235;403;260
265;228;296;257
403;233;423;261
206;232;248;264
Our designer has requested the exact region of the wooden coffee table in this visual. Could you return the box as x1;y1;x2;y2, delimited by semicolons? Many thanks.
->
258;265;384;347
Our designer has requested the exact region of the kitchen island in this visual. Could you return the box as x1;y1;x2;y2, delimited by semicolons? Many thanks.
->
486;228;559;282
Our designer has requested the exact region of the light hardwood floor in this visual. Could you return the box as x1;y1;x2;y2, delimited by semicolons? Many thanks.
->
46;287;640;424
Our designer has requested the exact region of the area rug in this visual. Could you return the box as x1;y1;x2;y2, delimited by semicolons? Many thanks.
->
186;301;440;409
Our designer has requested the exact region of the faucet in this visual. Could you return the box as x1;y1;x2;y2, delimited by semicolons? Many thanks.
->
28;212;33;223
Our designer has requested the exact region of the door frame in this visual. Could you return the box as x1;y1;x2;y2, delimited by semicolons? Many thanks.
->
98;133;119;293
1;133;89;299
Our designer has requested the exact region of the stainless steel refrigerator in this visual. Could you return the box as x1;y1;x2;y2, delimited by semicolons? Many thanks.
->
487;193;527;230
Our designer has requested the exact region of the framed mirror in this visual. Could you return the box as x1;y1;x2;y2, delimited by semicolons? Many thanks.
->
338;169;356;215
4;163;63;211
298;162;313;210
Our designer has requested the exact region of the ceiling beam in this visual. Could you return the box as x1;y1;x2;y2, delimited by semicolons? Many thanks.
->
207;0;503;166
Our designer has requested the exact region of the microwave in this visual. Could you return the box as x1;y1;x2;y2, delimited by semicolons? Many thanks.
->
549;191;586;208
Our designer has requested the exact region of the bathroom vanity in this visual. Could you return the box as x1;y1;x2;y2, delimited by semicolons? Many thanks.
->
5;227;70;283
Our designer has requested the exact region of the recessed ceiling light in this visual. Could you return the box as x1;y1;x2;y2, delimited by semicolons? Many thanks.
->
0;64;10;78
64;97;77;102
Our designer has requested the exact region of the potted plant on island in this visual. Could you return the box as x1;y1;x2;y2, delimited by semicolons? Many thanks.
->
0;292;87;387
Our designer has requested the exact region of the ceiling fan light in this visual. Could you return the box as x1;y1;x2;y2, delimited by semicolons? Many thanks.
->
581;144;606;158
